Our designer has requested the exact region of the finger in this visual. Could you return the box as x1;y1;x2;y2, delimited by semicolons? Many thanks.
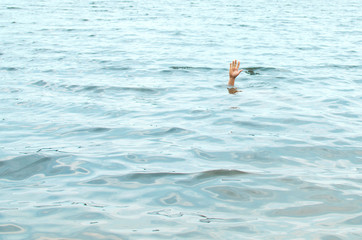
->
234;60;237;68
230;63;232;70
237;61;240;70
238;70;242;74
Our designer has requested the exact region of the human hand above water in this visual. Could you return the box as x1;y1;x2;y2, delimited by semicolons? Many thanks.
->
228;60;243;86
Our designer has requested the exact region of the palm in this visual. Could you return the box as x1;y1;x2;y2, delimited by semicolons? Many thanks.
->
229;60;242;78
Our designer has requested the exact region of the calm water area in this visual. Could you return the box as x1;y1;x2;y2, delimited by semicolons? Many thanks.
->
1;0;362;239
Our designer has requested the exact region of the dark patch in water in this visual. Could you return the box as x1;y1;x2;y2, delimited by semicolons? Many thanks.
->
113;86;160;93
164;127;189;134
33;80;47;86
120;172;185;183
7;7;22;10
82;85;99;92
171;66;192;69
65;127;111;135
87;127;110;133
0;67;18;71
101;66;130;71
243;67;279;75
244;69;260;75
195;169;248;180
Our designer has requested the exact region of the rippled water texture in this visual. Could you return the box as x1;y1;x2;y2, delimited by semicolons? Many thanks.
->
1;0;362;239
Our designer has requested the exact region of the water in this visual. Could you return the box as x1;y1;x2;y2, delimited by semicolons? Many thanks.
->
1;0;361;239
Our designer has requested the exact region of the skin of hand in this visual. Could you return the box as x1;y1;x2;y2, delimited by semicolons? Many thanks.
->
228;60;243;86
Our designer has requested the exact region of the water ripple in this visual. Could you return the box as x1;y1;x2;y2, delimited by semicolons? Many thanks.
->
83;169;251;187
1;0;362;238
0;154;87;180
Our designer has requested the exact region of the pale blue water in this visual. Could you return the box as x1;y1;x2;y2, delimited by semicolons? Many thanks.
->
1;0;362;239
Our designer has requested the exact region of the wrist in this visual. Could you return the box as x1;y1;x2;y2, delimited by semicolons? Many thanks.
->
228;77;236;86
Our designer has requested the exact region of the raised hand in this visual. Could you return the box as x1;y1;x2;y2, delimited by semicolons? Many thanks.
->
228;60;243;86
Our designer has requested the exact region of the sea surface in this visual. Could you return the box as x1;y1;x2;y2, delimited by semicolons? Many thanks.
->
1;0;361;239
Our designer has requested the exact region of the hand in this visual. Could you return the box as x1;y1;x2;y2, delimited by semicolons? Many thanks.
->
228;60;243;86
229;60;243;79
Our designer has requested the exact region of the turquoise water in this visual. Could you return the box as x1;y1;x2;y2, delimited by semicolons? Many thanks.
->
1;0;362;239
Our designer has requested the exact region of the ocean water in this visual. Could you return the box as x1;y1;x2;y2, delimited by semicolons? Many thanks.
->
1;0;361;239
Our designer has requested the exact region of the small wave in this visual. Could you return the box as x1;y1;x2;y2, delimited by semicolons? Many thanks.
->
120;154;185;163
91;9;110;13
79;127;111;133
0;154;86;180
101;66;130;71
0;224;24;234
195;169;249;180
108;86;162;94
82;169;251;186
170;66;213;71
0;67;18;71
33;81;166;95
66;84;164;94
130;127;192;137
213;118;285;131
323;64;360;69
81;85;100;92
63;127;111;136
306;64;361;69
148;209;184;218
233;120;286;131
32;80;47;86
7;7;22;10
59;84;104;93
205;186;251;201
33;48;52;53
268;201;360;217
343;215;362;225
